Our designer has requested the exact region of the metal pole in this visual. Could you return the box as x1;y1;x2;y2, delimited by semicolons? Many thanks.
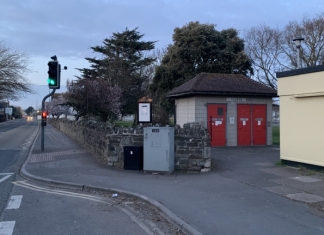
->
41;88;56;151
298;49;302;69
174;105;176;126
293;37;304;69
299;47;303;68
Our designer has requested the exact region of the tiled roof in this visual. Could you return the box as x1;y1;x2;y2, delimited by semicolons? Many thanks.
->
167;73;277;98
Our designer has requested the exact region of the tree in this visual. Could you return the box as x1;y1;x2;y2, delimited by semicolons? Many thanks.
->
77;28;156;118
144;48;170;124
10;105;23;118
0;41;32;101
151;21;253;113
244;13;324;89
244;25;284;89
24;106;34;115
141;48;167;95
282;14;324;68
47;94;71;118
67;79;122;122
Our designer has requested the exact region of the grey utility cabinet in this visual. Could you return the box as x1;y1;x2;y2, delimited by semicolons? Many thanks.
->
143;127;175;173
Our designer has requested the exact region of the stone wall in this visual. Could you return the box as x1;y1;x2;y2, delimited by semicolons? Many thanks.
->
175;123;211;172
49;119;211;172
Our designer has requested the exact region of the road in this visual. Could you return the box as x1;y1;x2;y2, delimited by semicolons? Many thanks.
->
0;119;181;235
0;118;37;215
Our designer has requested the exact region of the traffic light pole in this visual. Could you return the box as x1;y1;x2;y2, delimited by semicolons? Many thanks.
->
41;88;56;151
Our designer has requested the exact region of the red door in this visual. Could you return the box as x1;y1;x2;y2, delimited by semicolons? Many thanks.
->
208;104;226;146
237;105;251;146
252;105;266;145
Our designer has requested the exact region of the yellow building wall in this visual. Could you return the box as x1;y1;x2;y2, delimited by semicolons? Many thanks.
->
278;72;324;96
278;70;324;166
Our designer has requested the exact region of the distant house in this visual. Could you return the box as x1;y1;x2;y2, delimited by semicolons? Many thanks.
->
277;65;324;167
167;73;277;147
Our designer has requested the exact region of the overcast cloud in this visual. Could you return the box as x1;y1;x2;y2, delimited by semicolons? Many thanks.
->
1;0;323;108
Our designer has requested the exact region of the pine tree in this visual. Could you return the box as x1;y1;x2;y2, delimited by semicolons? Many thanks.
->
77;28;156;118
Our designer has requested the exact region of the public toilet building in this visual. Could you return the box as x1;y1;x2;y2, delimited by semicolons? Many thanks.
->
167;73;277;147
277;65;324;167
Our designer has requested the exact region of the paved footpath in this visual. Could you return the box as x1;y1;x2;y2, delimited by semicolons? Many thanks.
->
22;123;324;235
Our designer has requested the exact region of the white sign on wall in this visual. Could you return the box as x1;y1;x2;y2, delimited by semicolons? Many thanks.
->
226;98;246;102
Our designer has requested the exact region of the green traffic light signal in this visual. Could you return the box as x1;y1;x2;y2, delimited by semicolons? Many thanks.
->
47;61;60;89
47;78;56;85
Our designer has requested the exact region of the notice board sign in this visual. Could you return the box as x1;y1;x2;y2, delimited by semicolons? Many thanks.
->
138;102;152;123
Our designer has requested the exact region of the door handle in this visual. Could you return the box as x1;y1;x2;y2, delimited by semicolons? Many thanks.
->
209;116;213;141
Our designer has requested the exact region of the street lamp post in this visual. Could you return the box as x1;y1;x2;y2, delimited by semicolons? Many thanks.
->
293;37;304;69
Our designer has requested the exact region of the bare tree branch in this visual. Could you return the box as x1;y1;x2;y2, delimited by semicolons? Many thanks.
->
244;14;324;89
0;41;33;101
244;25;282;89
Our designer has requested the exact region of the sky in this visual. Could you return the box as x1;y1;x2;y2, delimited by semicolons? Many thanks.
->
1;0;323;109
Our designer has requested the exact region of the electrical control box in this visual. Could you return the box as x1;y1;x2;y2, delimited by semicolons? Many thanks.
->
143;127;174;173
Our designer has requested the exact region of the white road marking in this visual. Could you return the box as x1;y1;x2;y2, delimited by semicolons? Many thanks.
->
0;173;14;175
0;221;15;235
13;181;110;204
13;181;157;234
0;175;12;183
6;195;23;210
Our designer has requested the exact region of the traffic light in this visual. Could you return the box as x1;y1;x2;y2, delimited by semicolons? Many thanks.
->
41;111;48;119
41;111;48;126
47;61;60;89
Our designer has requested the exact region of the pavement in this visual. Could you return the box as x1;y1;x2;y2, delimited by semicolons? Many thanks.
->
21;122;324;235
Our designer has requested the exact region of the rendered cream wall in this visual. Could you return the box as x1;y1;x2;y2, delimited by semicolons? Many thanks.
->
175;97;196;127
278;72;324;96
278;72;324;166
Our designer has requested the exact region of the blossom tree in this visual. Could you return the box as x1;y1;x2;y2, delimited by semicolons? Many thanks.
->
47;94;71;118
67;78;122;122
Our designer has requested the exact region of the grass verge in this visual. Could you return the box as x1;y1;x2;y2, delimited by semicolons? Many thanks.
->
114;121;133;127
273;126;280;145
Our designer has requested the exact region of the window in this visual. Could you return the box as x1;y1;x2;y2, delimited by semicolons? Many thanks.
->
218;107;223;116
